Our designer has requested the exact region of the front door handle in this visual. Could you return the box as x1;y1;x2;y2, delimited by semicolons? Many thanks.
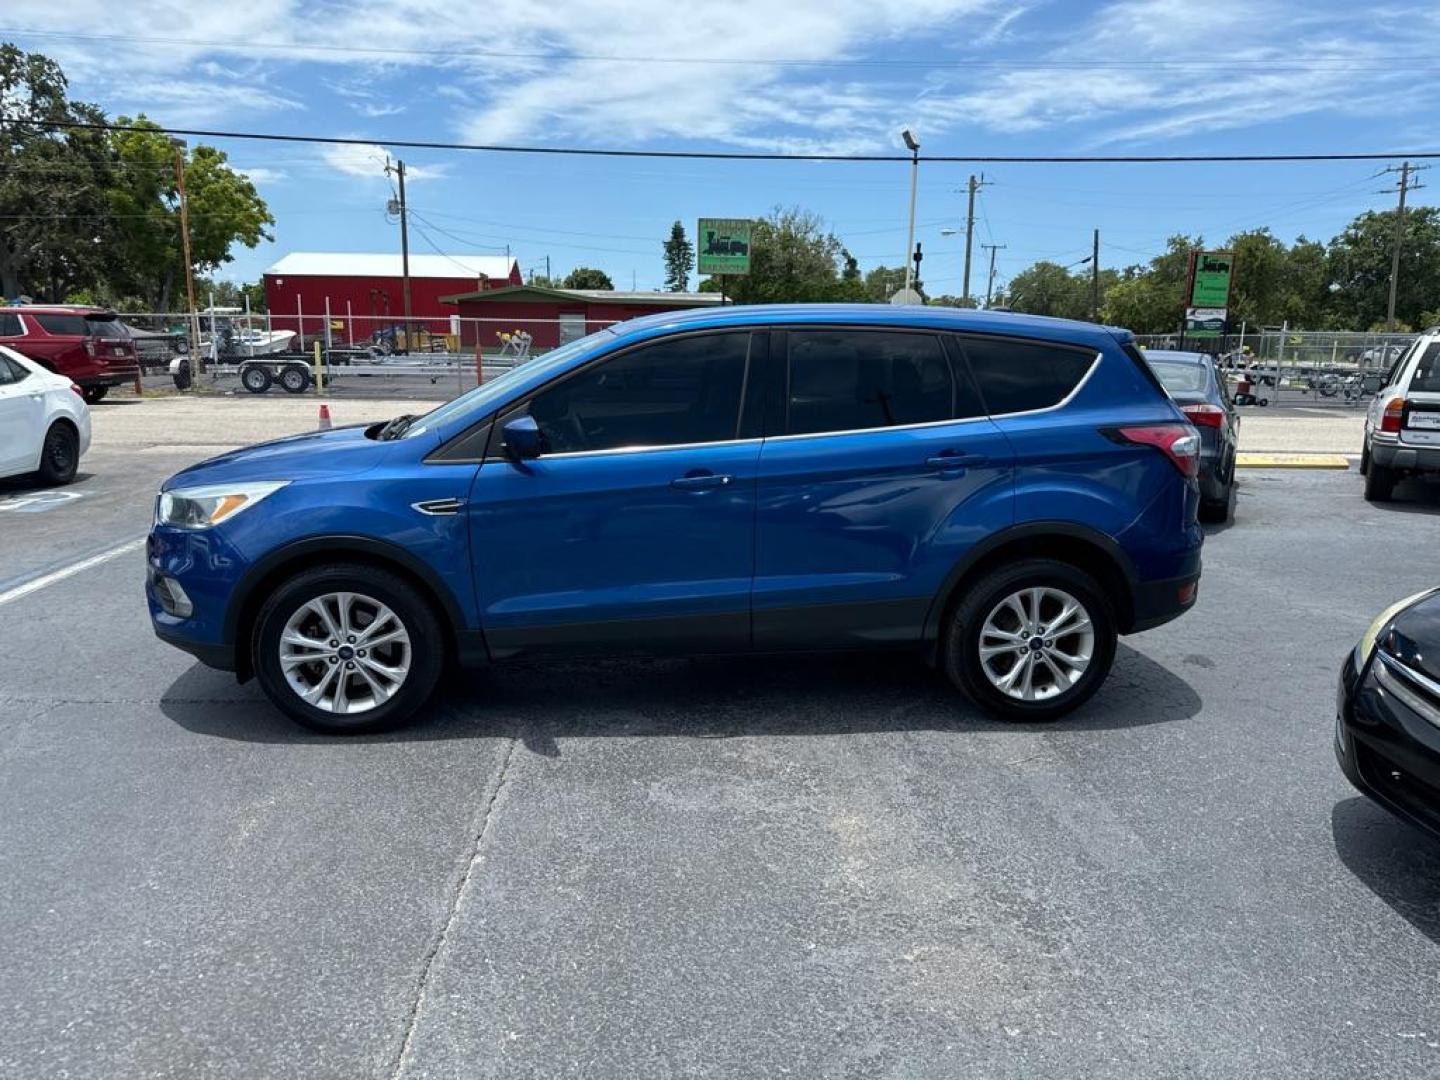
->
925;452;987;470
671;472;734;491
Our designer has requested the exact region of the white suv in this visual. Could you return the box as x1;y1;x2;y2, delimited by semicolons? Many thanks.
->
1362;332;1440;501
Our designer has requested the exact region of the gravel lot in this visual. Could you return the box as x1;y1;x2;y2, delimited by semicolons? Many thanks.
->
1;407;1436;1079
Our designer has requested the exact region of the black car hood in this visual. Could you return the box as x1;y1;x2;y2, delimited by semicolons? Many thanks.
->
1385;590;1440;684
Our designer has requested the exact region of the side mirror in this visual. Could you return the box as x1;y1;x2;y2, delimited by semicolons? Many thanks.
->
502;414;543;461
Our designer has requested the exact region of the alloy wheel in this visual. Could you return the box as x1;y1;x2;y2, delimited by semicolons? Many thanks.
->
978;586;1095;702
278;591;412;715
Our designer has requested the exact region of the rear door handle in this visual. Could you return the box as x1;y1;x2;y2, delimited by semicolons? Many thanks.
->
925;453;987;470
671;472;734;491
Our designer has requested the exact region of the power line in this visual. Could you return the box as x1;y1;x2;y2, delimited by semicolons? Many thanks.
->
3;27;1429;72
9;118;1440;165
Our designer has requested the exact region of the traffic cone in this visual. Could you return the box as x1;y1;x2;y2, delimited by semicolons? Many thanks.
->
318;403;332;431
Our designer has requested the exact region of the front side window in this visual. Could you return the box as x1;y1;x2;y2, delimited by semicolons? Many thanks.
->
958;336;1095;415
785;330;965;436
527;332;750;454
1410;343;1440;393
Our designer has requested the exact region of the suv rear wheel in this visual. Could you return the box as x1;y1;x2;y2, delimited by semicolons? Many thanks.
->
252;564;445;734
81;385;108;404
944;558;1117;722
1364;460;1397;502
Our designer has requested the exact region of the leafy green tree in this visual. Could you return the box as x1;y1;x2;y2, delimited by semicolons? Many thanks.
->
107;117;273;310
719;206;866;304
1326;207;1440;331
864;265;908;303
1100;236;1201;333
1005;261;1091;320
562;266;615;290
0;45;117;300
662;220;693;292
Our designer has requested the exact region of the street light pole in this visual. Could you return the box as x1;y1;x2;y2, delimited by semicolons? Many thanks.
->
171;138;203;376
901;129;920;297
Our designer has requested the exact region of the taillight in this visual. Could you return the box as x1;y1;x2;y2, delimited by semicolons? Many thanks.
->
84;338;96;358
1380;397;1405;433
70;383;84;397
1113;424;1201;478
1181;402;1225;428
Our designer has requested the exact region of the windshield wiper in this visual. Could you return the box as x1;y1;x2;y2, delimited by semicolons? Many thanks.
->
376;413;416;440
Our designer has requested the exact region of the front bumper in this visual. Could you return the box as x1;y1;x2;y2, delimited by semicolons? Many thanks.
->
146;525;250;672
1336;646;1440;841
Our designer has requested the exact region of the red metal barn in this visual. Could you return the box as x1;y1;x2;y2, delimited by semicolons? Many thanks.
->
440;285;723;351
262;253;521;342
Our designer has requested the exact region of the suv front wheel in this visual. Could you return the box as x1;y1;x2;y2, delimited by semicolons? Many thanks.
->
252;564;445;734
944;558;1117;722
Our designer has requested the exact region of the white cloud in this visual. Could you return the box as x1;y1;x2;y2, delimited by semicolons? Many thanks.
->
320;142;448;182
6;0;1440;154
236;166;289;185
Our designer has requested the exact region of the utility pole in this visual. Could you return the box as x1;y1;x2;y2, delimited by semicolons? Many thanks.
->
171;138;203;375
545;255;551;282
1382;162;1427;331
981;243;1006;308
1091;228;1101;321
960;173;992;305
385;158;413;353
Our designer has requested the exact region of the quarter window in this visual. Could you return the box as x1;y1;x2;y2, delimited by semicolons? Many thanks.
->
526;332;750;454
959;336;1095;415
785;330;970;436
1410;343;1440;393
33;313;90;336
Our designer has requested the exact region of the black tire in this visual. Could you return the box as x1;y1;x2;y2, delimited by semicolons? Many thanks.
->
1199;481;1235;524
1359;443;1370;476
1364;462;1397;503
35;421;79;486
81;385;108;404
279;365;311;394
943;558;1118;723
241;365;273;394
172;358;192;391
252;564;446;735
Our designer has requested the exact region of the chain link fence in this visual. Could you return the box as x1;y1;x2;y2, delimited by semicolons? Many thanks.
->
99;310;633;402
1133;329;1419;407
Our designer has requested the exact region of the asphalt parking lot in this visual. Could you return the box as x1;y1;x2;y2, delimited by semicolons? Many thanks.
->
2;403;1439;1078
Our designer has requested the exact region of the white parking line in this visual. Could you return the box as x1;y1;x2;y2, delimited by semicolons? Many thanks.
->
0;538;146;608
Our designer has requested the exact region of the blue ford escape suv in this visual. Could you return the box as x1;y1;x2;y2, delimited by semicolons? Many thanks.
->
149;305;1203;734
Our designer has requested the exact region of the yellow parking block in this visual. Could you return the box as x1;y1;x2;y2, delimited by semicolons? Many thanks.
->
1235;453;1352;469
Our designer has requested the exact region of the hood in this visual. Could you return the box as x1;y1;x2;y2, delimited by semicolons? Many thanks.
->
163;424;402;490
1384;589;1440;685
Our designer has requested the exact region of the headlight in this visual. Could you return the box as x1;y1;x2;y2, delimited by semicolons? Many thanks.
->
156;481;288;529
1356;589;1437;666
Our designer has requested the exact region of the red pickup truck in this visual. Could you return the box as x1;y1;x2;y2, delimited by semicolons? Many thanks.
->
0;305;138;403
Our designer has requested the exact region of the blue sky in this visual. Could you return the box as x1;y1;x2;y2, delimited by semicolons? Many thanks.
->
6;0;1440;300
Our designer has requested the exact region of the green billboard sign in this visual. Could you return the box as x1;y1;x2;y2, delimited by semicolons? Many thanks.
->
1189;251;1234;308
698;218;752;276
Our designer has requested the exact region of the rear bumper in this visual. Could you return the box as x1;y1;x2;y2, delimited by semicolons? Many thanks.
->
1128;567;1201;633
1371;438;1440;472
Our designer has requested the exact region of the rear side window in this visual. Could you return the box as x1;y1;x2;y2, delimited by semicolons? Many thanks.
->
958;336;1095;415
1408;343;1440;393
33;313;89;336
527;331;750;453
1150;360;1208;394
4;355;30;382
785;330;977;435
0;313;21;336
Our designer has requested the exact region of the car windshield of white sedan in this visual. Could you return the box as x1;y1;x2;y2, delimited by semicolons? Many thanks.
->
1151;361;1208;394
401;329;616;439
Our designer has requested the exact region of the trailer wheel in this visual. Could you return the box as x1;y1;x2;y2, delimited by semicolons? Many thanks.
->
241;365;273;394
279;365;311;394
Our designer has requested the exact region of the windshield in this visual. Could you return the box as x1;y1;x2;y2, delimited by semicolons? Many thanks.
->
400;328;617;439
1151;360;1209;394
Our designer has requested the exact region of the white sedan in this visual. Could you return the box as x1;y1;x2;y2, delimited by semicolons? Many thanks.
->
0;345;91;485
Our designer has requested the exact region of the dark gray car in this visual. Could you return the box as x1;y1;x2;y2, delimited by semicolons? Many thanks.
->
1146;349;1240;522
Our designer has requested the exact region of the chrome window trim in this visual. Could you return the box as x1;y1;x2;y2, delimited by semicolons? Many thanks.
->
501;435;766;462
763;412;994;445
